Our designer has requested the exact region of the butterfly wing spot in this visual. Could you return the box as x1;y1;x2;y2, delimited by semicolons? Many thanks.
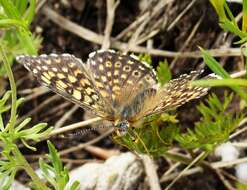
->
127;60;134;65
89;51;96;58
92;94;99;101
41;75;51;85
112;85;121;92
105;61;112;67
45;59;52;64
91;60;97;66
56;80;68;89
101;76;108;82
50;53;58;58
120;74;127;79
57;73;66;79
127;80;134;85
123;65;131;72
133;70;141;77
107;72;112;77
33;69;38;74
52;67;58;72
54;58;61;64
62;67;69;73
145;75;151;81
138;66;146;71
114;70;119;76
84;95;92;104
98;57;103;63
95;80;104;88
40;54;48;58
36;66;42;70
72;89;82;100
115;61;122;68
68;75;77;83
43;72;52;80
113;79;119;84
47;71;56;77
85;87;95;95
99;64;104;71
42;65;48;70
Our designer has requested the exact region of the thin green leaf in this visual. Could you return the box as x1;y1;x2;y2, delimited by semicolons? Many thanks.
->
21;139;36;151
15;117;31;132
0;0;21;19
200;48;247;102
192;79;247;87
220;20;247;39
157;59;171;85
209;0;227;21
47;141;62;174
15;0;29;16
243;0;247;32
0;18;27;29
25;0;36;25
68;181;80;190
0;91;11;107
200;47;230;78
224;2;237;26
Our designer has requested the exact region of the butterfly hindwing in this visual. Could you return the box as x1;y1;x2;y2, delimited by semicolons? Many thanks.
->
132;70;209;120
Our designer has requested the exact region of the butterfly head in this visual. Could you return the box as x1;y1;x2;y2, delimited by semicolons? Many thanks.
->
115;120;129;136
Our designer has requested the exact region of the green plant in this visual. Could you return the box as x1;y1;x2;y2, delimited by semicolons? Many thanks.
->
176;93;243;151
38;141;80;190
210;0;247;42
237;182;247;190
114;91;242;157
0;46;79;189
192;48;247;103
0;0;41;75
139;53;172;85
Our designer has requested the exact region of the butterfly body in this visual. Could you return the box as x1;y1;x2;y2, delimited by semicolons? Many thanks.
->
16;50;209;134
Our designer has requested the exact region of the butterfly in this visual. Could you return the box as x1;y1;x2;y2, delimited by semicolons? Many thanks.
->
16;50;209;135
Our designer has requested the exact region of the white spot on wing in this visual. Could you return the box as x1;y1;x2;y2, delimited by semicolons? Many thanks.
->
89;51;96;58
40;54;48;58
50;53;58;57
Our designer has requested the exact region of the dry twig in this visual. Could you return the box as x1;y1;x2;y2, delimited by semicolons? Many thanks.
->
102;0;119;50
141;155;162;190
42;6;242;58
54;105;79;129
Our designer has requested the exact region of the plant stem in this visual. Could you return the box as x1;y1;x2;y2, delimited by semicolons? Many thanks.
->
12;146;47;190
0;44;17;132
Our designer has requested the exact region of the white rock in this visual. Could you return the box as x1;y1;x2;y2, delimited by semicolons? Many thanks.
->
10;181;30;190
215;142;239;161
236;163;247;182
67;163;102;190
0;176;30;190
67;152;143;190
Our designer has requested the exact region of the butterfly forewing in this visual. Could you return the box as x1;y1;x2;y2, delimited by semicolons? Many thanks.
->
16;54;113;118
87;50;158;108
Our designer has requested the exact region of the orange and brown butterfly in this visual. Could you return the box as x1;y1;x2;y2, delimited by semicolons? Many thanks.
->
16;50;209;135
